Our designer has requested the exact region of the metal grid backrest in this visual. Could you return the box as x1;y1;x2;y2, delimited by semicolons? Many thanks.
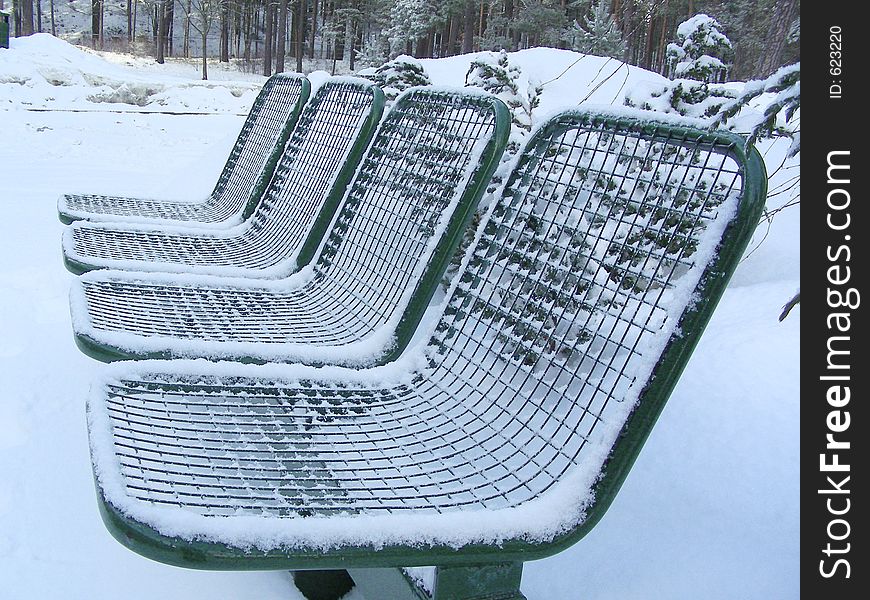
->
213;79;384;269
424;111;764;510
204;74;308;222
311;88;507;338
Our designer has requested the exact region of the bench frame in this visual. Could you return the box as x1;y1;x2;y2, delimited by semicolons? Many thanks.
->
72;89;510;367
88;113;767;600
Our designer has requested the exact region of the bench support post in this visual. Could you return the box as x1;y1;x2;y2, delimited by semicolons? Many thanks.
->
345;562;527;600
431;562;526;600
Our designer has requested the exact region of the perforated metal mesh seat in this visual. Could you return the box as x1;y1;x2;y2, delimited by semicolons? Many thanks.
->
62;79;384;277
72;89;511;364
87;109;767;569
58;74;310;227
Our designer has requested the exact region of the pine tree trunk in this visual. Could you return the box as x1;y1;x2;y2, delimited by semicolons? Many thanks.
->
165;0;173;56
755;0;798;77
156;1;165;63
220;1;229;62
462;0;474;54
478;2;487;51
183;1;190;58
264;1;273;76
36;0;42;33
343;9;354;70
643;9;656;71
50;0;57;36
276;0;288;72
90;0;100;46
657;0;669;74
243;2;252;61
201;30;208;79
20;0;34;36
296;0;304;72
622;0;635;63
446;15;458;57
308;0;317;59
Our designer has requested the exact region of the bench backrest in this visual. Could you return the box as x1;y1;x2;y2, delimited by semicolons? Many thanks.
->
206;73;310;222
231;78;384;272
425;110;766;527
307;88;510;357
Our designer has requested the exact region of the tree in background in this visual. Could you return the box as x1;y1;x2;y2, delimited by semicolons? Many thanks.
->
365;54;431;101
711;62;800;157
188;0;222;78
572;0;625;59
91;0;101;47
511;0;568;48
625;12;736;119
155;0;166;62
755;0;798;77
665;13;732;82
21;0;799;87
465;49;540;152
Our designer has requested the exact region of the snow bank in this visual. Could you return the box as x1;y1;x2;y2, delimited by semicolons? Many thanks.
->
1;34;262;113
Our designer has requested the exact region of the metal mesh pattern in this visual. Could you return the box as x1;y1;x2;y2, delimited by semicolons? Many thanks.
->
60;74;307;225
96;113;750;523
79;90;503;355
67;80;380;275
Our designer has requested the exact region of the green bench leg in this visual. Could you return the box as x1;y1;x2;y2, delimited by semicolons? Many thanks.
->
347;562;527;600
430;563;527;600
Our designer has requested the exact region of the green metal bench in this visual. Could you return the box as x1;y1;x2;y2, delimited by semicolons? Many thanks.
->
58;73;310;227
70;88;511;364
62;78;384;277
85;109;766;599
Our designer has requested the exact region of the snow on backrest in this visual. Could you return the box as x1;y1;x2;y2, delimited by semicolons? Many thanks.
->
314;89;501;327
429;112;744;446
209;74;306;220
243;80;379;260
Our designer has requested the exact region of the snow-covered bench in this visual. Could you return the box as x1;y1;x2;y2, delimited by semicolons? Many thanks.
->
70;88;511;364
58;73;310;227
86;109;767;600
62;78;384;277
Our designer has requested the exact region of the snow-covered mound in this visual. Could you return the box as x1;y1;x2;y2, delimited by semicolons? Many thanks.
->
0;34;263;112
423;46;669;119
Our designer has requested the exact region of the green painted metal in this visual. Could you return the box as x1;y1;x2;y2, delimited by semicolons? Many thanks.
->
238;77;311;221
430;563;526;600
291;86;386;270
347;568;429;600
90;110;767;581
379;97;511;366
293;565;526;600
72;90;509;365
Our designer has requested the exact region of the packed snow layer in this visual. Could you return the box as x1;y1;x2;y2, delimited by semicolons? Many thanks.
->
0;34;264;113
0;38;797;599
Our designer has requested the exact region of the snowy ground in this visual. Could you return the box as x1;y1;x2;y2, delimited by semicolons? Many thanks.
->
0;35;799;599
